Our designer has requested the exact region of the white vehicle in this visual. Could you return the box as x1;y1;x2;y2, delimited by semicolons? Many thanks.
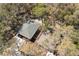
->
46;51;55;56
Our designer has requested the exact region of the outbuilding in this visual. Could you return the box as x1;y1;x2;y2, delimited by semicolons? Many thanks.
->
16;20;42;42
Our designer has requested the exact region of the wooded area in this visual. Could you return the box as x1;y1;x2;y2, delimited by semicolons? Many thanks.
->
0;4;79;55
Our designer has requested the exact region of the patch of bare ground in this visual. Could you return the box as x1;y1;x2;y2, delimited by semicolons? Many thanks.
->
19;40;47;56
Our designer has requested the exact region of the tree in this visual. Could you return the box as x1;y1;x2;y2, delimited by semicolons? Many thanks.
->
32;4;46;18
70;29;79;49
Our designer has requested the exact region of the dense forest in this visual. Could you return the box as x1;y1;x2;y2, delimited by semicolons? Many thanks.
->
0;4;79;55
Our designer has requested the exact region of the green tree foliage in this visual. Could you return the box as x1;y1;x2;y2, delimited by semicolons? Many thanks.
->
32;4;46;17
70;29;79;49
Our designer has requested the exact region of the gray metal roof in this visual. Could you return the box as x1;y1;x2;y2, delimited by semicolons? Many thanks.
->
19;21;40;39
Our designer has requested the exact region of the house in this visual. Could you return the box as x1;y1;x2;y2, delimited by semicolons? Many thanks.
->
16;20;42;42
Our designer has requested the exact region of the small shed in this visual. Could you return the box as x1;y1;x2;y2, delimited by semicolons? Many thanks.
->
17;20;42;42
